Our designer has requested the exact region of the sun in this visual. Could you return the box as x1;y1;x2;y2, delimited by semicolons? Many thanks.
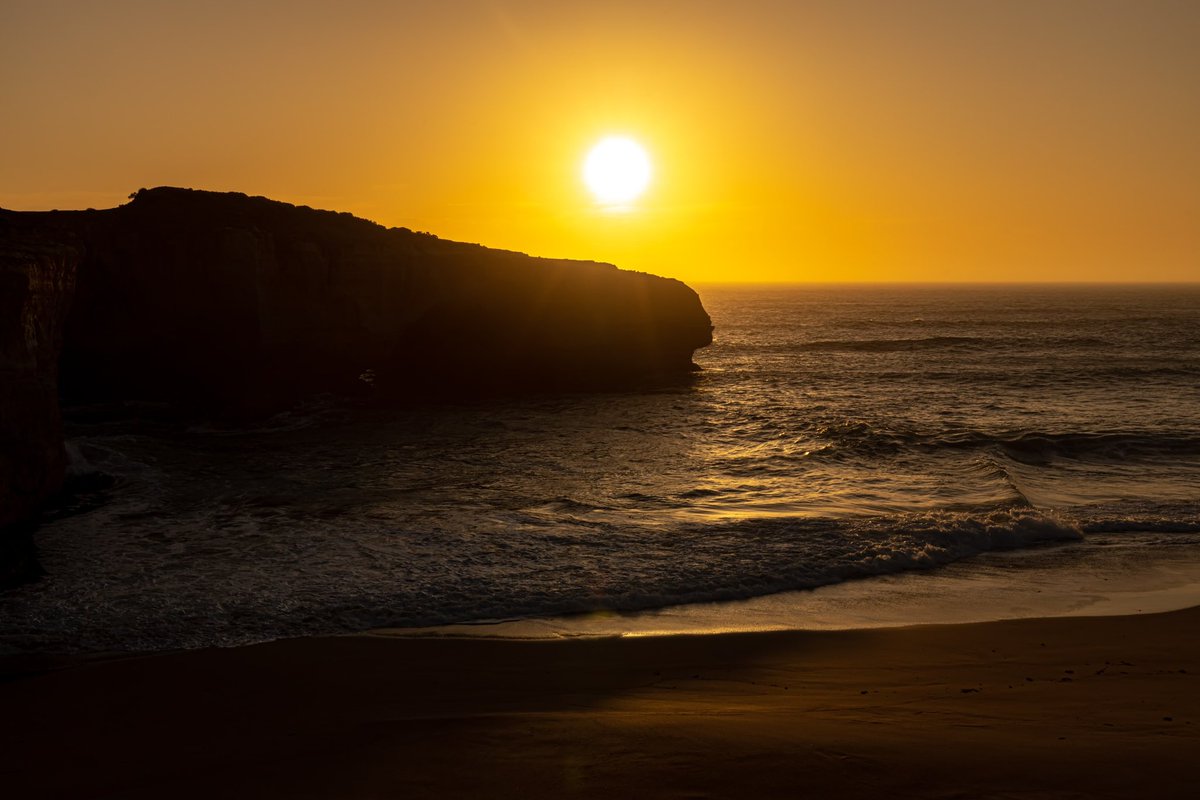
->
583;136;652;206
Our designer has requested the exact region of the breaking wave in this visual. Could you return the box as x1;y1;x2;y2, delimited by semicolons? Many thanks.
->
0;507;1086;653
804;424;1200;462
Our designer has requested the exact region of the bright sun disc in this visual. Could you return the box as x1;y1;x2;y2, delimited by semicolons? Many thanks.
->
583;137;651;205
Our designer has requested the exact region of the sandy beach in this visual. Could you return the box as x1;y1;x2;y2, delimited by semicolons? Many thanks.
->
4;607;1197;799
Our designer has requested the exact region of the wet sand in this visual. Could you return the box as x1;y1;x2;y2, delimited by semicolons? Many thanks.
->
3;608;1198;799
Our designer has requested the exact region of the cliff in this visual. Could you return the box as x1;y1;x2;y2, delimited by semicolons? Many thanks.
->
0;215;78;583
0;187;712;551
58;188;713;411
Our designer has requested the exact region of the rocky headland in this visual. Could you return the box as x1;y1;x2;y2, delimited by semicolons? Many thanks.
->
0;187;712;576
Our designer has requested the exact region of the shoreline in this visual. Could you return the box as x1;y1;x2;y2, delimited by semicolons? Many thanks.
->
385;538;1200;640
10;529;1199;660
4;607;1197;798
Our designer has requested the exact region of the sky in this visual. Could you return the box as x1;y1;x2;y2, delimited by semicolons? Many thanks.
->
2;0;1198;283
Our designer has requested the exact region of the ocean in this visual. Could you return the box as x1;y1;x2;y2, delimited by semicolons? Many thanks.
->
3;283;1199;653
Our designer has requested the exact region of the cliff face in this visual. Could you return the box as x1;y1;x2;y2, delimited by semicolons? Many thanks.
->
59;188;713;412
0;214;78;562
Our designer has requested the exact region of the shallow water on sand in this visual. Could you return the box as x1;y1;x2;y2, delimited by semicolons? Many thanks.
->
3;284;1198;653
410;531;1200;639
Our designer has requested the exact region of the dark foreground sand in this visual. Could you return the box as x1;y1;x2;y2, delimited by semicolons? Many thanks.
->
3;608;1198;799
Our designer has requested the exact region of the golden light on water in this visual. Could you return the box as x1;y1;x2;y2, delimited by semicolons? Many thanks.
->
582;137;652;208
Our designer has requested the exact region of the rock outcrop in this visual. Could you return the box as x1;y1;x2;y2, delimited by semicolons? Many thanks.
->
0;187;713;559
0;214;78;582
57;188;713;412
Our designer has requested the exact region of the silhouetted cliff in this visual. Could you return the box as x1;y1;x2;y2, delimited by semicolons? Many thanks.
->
59;188;712;410
0;187;712;552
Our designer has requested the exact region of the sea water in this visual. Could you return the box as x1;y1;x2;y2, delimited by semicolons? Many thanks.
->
3;284;1198;652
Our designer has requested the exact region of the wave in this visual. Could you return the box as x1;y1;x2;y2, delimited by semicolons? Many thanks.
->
1075;500;1200;535
795;335;1111;353
1092;364;1200;380
798;336;990;352
945;431;1200;464
3;506;1085;654
400;508;1075;627
665;507;1083;585
804;423;1200;463
15;499;1200;655
340;509;1087;635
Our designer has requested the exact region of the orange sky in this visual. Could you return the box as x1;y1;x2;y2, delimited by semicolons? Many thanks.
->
3;1;1198;283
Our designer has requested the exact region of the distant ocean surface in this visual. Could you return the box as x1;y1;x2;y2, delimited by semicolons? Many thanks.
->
4;284;1199;653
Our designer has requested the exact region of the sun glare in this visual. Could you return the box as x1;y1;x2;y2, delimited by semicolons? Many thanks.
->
583;137;651;207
